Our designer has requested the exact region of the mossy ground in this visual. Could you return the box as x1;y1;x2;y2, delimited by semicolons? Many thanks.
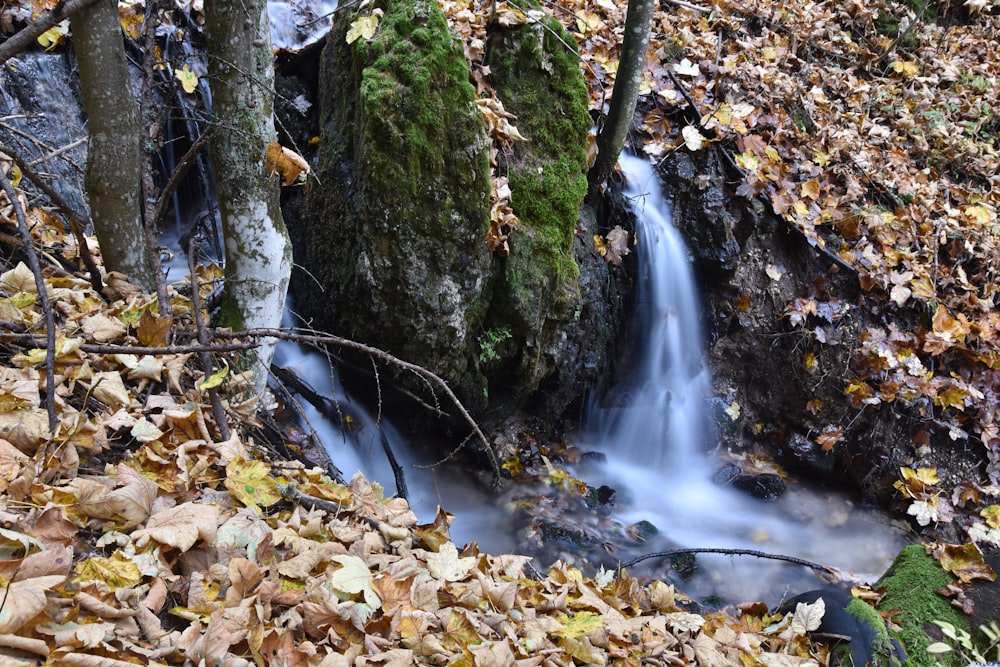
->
877;545;969;667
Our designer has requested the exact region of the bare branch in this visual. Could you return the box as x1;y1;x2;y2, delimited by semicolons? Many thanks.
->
0;167;57;431
0;0;101;67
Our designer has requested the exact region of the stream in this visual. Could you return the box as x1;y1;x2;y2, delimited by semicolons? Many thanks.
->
270;154;907;605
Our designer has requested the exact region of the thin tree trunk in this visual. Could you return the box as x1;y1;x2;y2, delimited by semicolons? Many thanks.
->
205;0;292;398
73;0;153;289
587;0;656;199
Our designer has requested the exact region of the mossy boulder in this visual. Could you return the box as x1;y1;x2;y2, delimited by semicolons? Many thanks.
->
480;9;595;404
877;545;970;667
298;0;493;407
294;0;623;433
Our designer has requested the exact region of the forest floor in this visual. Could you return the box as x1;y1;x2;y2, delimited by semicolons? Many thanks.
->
1;0;1000;664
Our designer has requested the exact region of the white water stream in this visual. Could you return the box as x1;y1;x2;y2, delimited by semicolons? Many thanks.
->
577;155;905;601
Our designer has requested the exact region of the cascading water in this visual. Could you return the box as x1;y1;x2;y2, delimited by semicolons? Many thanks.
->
582;154;904;602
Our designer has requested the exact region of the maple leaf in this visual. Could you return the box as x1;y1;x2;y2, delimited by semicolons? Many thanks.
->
327;554;381;608
346;10;383;44
0;575;65;633
938;543;996;583
789;597;824;636
426;542;476;582
134;501;220;552
224;457;282;510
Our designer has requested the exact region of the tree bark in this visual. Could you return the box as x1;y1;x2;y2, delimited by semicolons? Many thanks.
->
205;0;291;398
73;0;153;288
587;0;656;200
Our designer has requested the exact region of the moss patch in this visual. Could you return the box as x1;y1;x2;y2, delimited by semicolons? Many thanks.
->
877;545;969;667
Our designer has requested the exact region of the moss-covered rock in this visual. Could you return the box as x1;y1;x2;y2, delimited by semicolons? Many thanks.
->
877;545;969;667
483;9;593;396
294;0;624;439
298;0;493;407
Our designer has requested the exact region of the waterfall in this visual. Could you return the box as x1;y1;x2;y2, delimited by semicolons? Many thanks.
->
581;155;904;600
588;154;713;476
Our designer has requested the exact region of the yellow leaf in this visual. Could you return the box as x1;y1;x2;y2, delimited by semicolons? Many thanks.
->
224;457;282;510
175;64;199;94
800;179;821;200
346;11;382;44
199;363;229;390
939;543;996;583
982;505;1000;529
73;554;142;590
555;611;603;638
37;21;69;50
890;60;919;78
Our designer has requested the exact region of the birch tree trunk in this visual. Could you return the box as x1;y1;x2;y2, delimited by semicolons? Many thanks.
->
205;0;291;398
587;0;655;199
73;0;153;289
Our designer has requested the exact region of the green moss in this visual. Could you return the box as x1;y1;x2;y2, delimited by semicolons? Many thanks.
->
486;11;591;332
356;0;489;227
844;599;902;667
877;545;969;667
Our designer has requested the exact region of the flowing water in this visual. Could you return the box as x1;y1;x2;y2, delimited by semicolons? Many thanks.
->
577;154;905;602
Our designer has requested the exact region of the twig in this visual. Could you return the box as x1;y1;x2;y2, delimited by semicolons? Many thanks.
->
620;547;840;577
0;332;258;355
0;142;104;292
139;3;172;318
0;0;102;67
188;237;230;442
0;167;57;432
663;0;711;12
218;327;502;484
150;127;214;233
379;430;408;500
26;137;87;169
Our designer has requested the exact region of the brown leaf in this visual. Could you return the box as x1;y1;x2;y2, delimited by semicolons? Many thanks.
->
134;501;220;552
0;574;65;633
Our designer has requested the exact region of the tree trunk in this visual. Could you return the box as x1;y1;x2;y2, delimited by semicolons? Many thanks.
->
205;0;291;398
587;0;655;199
73;0;153;289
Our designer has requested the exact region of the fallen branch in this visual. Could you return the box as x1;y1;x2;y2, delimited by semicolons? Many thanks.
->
0;166;57;431
619;547;840;578
0;0;102;67
380;430;408;501
221;327;501;485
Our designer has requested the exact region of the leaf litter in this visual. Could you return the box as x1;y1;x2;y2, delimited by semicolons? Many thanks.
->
0;186;833;665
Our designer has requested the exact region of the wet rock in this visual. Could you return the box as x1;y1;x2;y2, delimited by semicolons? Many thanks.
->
730;473;786;501
584;484;616;514
713;463;742;486
782;588;905;667
783;431;838;479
